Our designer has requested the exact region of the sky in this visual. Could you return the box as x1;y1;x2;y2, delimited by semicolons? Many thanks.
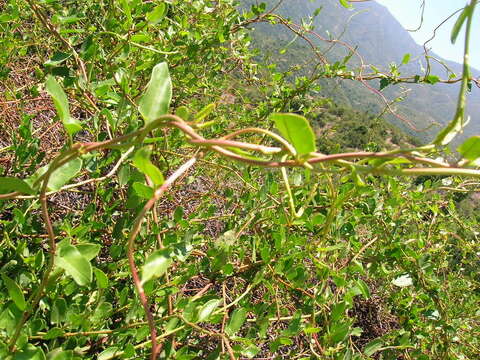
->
375;0;480;70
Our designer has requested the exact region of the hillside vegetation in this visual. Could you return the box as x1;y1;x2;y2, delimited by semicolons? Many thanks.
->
241;0;480;146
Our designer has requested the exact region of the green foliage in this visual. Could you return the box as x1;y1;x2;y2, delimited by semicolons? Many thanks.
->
271;113;316;156
458;136;480;164
0;1;479;360
138;62;172;124
45;76;82;136
132;147;164;186
309;101;417;153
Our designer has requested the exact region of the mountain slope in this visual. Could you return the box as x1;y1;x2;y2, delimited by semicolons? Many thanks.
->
240;0;480;146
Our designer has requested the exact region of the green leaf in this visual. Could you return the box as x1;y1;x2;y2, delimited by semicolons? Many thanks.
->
147;3;166;24
364;338;384;356
42;327;65;340
51;298;67;324
56;245;92;286
46;348;74;360
49;158;83;191
0;177;35;195
330;302;346;322
28;158;83;192
45;76;82;135
401;53;411;65
434;110;468;146
355;279;370;298
13;344;46;360
425;75;440;85
98;347;120;360
226;307;247;336
141;249;172;285
197;299;221;322
174;206;184;222
303;327;321;334
379;78;390;91
132;146;164;186
44;52;71;67
139;62;172;123
1;274;26;311
458;136;480;161
76;243;101;261
132;182;154;199
451;6;472;44
270;113;316;156
330;322;350;343
175;105;191;121
194;103;216;123
94;268;109;289
241;344;260;358
339;0;352;9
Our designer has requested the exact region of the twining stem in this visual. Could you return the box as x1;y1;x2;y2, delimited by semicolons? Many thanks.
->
126;157;197;360
3;108;480;351
220;127;297;156
8;148;80;351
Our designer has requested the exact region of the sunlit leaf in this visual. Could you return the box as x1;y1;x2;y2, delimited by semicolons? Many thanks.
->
451;5;472;44
147;3;167;24
364;338;384;356
226;307;247;336
56;245;92;286
271;113;316;156
98;347;121;360
434;112;469;146
94;268;109;289
197;299;221;322
49;158;83;191
0;177;35;195
27;158;83;192
241;344;260;358
132;146;164;186
425;75;440;85
339;0;352;9
132;181;154;199
45;76;82;135
175;105;191;120
401;53;410;65
141;249;172;285
457;136;480;161
194;103;216;122
76;243;101;261
44;52;71;67
46;348;74;360
139;62;172;123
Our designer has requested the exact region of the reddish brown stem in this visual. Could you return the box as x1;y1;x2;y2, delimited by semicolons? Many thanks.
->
126;157;197;360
